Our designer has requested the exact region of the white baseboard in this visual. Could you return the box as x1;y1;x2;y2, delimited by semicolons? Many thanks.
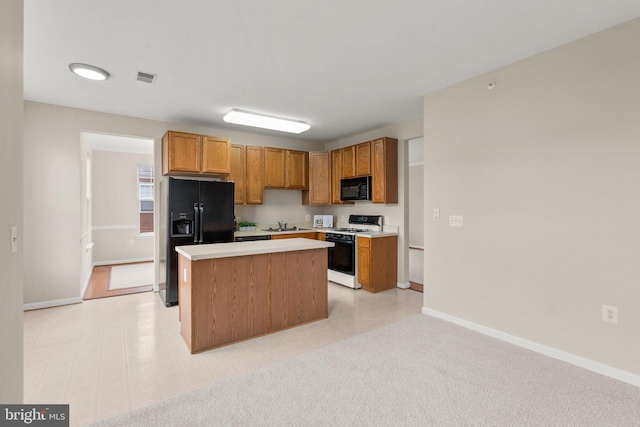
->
397;282;410;289
93;257;153;267
24;297;83;311
81;262;95;299
422;307;640;388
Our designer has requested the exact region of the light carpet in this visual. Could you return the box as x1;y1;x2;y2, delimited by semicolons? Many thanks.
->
108;262;154;290
90;314;640;426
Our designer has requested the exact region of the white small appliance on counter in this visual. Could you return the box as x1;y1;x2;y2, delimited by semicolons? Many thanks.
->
313;215;333;228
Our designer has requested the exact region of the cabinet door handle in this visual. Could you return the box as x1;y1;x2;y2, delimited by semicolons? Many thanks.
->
199;203;204;243
193;203;199;244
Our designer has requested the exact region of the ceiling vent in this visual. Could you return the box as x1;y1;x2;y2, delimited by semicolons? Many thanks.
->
136;71;157;84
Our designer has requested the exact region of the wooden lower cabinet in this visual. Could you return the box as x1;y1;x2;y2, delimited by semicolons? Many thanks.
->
357;235;398;293
179;248;328;353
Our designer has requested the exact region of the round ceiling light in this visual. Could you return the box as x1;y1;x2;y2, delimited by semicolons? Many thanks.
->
69;63;110;81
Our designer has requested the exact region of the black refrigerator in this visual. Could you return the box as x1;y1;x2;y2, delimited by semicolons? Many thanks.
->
161;178;234;307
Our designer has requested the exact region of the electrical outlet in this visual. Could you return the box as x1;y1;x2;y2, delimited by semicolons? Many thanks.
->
129;239;135;246
602;305;618;324
305;214;310;222
433;208;440;218
384;216;390;225
449;215;463;227
10;226;18;254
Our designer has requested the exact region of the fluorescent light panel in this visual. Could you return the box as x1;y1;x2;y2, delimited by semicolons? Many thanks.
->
69;63;110;81
223;109;310;134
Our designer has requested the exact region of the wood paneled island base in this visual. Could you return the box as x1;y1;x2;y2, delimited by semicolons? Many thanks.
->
177;243;329;353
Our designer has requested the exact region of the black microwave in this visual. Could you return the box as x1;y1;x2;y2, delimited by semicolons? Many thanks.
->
340;176;372;201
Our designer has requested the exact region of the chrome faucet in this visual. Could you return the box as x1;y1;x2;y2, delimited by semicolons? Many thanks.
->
277;221;287;229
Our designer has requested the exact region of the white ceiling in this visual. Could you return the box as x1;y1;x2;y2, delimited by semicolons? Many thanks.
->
24;1;640;142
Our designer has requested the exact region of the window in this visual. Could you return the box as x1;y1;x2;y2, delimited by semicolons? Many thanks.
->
138;164;154;234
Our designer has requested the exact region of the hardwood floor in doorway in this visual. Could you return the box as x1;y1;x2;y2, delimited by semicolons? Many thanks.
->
409;247;424;293
84;263;153;300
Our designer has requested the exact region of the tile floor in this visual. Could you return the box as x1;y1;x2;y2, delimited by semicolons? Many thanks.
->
24;283;423;426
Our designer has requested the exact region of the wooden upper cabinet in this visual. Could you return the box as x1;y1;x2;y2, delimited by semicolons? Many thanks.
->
162;130;231;177
264;147;308;190
202;135;231;174
355;141;371;176
341;145;355;178
163;131;201;175
246;146;264;204
330;149;343;204
303;151;330;205
371;137;398;204
341;142;371;178
229;144;246;204
264;147;286;188
286;150;308;189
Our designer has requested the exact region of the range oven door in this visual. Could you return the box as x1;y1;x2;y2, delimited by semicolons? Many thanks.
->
327;238;355;275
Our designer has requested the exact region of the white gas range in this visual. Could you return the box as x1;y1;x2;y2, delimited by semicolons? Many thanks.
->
326;215;382;289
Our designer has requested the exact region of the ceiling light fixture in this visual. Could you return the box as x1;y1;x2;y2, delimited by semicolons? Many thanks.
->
223;109;310;134
69;63;110;81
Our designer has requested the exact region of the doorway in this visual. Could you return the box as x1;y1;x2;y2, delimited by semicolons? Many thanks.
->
407;137;424;292
81;132;156;300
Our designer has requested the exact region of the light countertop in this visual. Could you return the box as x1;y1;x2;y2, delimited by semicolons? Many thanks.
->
233;229;313;238
234;228;398;239
355;231;398;239
176;238;334;261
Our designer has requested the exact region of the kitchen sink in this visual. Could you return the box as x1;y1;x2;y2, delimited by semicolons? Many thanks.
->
262;227;311;232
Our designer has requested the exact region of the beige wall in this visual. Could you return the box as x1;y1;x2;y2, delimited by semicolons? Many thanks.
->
423;18;640;375
324;117;424;286
91;150;155;264
23;101;325;307
0;0;24;402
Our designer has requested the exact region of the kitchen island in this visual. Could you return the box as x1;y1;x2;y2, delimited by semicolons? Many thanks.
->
176;238;334;353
